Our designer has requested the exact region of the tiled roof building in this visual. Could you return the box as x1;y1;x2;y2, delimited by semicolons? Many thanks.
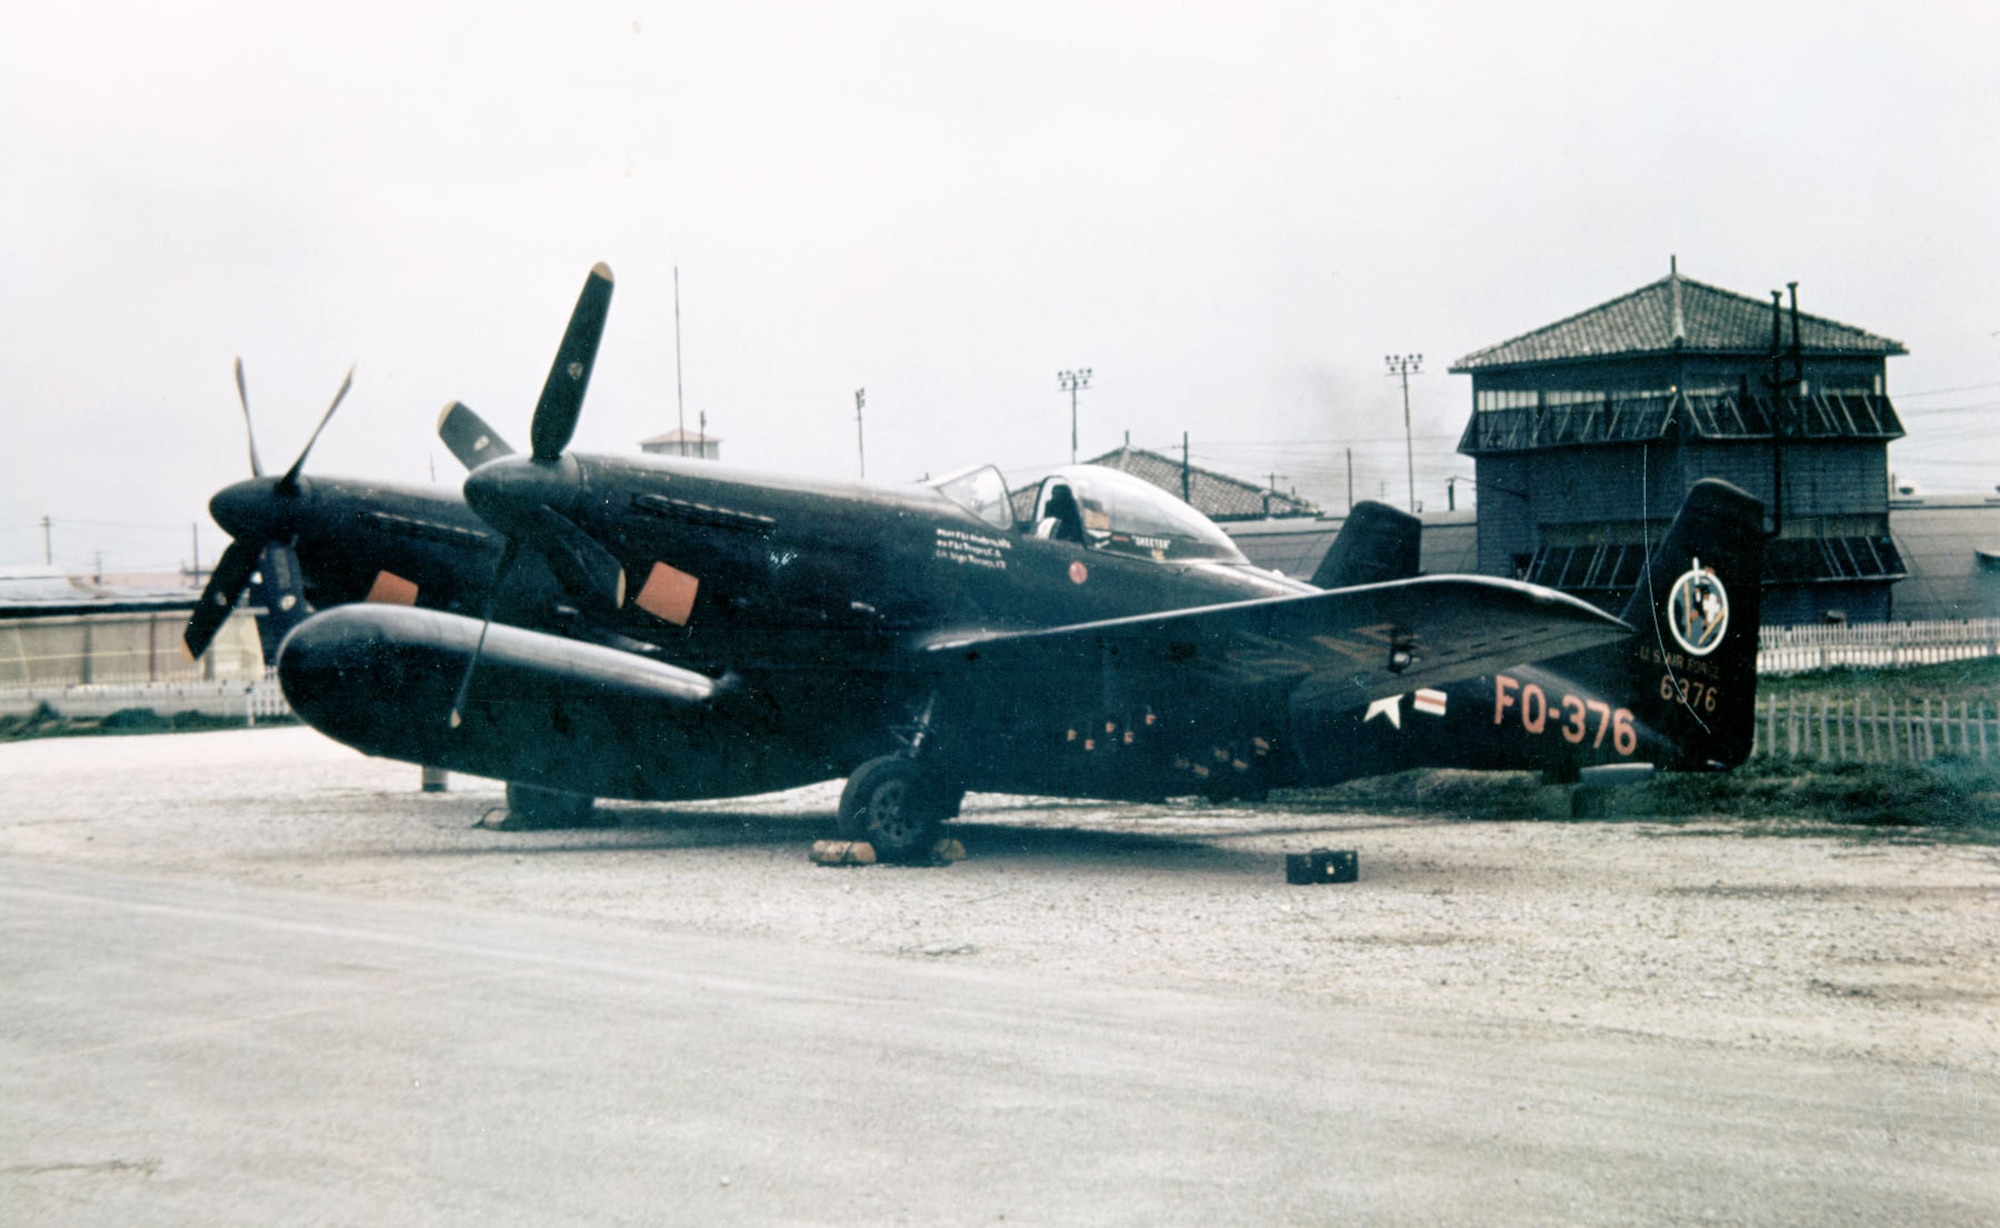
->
1085;446;1320;521
1453;274;1905;371
1453;263;1907;624
638;428;721;460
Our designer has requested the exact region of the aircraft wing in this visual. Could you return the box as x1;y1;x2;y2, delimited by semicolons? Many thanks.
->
919;575;1631;714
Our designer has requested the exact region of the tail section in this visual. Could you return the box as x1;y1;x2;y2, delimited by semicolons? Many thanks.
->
1310;501;1422;589
1608;479;1765;769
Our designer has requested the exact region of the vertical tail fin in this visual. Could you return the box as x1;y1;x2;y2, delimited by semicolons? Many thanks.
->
1311;501;1422;589
1613;479;1765;769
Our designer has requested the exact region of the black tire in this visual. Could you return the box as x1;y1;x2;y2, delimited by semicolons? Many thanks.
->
838;756;945;862
498;782;607;829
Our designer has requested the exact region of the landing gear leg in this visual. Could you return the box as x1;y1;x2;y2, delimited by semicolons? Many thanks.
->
488;782;610;830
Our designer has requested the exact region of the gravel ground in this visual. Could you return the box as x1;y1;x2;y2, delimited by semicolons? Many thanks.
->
4;726;1995;1075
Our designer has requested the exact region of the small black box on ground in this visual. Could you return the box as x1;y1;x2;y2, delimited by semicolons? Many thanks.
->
1285;848;1358;885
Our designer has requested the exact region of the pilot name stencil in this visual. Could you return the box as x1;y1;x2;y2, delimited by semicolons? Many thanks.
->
934;527;1011;570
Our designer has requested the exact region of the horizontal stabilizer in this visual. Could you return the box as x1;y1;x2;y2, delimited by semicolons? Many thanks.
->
923;575;1630;715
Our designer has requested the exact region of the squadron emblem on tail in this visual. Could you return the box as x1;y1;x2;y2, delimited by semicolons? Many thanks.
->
1667;558;1729;657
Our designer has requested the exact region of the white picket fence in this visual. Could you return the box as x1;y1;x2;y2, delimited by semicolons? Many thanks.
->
1757;619;2000;675
0;672;291;725
1756;692;1995;763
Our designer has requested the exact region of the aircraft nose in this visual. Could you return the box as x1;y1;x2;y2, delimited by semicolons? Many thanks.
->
463;455;577;534
208;477;287;540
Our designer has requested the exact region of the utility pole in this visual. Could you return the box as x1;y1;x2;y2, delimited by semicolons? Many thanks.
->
854;388;866;478
1345;447;1353;512
1058;368;1092;464
1181;431;1191;503
39;515;51;565
1385;353;1423;513
191;522;201;584
673;267;687;456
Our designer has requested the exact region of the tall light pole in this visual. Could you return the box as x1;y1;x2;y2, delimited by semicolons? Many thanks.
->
1385;353;1423;513
1058;368;1092;463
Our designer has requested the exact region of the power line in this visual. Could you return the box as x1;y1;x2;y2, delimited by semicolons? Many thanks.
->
1888;404;2000;424
1893;380;2000;399
1196;433;1461;449
26;517;199;533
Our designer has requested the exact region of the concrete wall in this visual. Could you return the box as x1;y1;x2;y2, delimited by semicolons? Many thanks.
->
0;609;263;688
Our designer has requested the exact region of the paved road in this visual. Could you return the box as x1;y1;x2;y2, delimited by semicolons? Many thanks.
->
2;857;1993;1226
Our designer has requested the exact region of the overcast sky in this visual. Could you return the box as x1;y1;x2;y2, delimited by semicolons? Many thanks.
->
4;2;1997;573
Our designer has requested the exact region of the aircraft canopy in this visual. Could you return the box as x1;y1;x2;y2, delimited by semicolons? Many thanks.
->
1029;465;1248;563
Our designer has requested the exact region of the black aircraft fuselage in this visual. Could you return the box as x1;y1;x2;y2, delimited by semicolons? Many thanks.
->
266;263;1766;859
474;454;1312;664
282;458;1329;804
281;454;1763;841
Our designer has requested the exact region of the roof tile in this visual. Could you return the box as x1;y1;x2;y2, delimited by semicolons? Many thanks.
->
1451;274;1906;371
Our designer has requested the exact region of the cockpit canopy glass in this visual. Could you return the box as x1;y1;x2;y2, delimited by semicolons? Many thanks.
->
1029;466;1247;563
929;465;1015;530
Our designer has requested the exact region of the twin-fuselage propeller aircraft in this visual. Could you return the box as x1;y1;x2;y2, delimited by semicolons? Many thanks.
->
193;264;1766;859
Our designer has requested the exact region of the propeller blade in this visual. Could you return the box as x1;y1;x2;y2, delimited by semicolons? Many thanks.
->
234;357;264;477
183;538;263;659
253;542;309;617
448;537;520;729
436;401;517;471
533;505;627;611
275;364;355;495
530;263;615;461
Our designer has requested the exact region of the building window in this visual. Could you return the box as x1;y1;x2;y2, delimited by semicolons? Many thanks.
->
1476;387;1674;412
1477;389;1541;412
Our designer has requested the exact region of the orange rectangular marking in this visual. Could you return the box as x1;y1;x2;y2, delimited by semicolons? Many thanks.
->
365;570;419;605
636;561;699;625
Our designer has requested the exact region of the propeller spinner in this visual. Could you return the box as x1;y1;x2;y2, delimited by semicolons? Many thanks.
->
183;361;354;659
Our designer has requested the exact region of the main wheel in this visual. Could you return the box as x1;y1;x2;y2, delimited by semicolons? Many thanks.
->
838;756;946;863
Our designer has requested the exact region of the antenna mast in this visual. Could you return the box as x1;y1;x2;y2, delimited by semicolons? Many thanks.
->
673;267;687;456
854;388;866;478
